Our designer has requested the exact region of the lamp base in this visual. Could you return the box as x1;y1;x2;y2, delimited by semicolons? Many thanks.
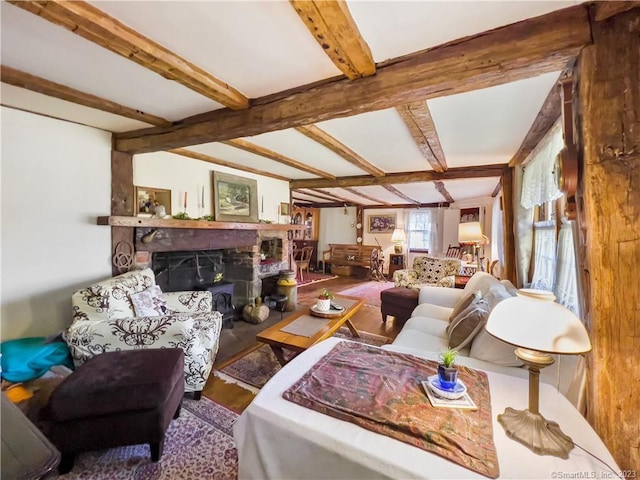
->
497;407;574;458
394;245;402;254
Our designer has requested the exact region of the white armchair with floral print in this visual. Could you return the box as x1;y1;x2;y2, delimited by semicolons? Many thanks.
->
63;268;222;399
393;256;461;290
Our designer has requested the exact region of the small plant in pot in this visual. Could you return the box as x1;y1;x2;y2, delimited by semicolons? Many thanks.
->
316;288;334;311
437;347;459;391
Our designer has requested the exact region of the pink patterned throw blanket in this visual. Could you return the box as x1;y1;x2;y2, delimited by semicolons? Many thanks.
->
282;341;499;478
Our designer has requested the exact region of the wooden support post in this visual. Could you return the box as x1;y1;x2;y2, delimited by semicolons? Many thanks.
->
111;150;134;276
576;6;640;471
501;167;517;285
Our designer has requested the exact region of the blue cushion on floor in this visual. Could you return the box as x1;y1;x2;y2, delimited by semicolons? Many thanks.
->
1;337;74;382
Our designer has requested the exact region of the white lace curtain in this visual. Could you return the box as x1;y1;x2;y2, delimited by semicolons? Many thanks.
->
530;223;556;291
555;221;581;316
520;120;564;209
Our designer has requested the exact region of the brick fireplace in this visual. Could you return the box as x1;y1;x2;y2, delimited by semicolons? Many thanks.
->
134;226;292;310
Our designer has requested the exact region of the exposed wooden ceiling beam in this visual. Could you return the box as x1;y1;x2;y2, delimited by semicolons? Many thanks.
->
295;125;385;176
306;188;360;205
344;187;392;206
289;0;375;80
223;139;335;179
1;65;170;127
509;79;563;167
433;181;455;203
396;102;447;172
291;192;336;202
9;0;249;110
382;185;421;205
491;180;502;198
291;164;504;189
115;5;591;153
593;1;640;21
169;148;289;181
293;189;341;202
294;189;341;203
364;202;450;210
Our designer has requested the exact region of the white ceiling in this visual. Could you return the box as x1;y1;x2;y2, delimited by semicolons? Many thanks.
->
0;1;580;207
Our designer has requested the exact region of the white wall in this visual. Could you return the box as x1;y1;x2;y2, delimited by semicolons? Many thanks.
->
134;152;290;222
1;107;113;340
317;206;357;261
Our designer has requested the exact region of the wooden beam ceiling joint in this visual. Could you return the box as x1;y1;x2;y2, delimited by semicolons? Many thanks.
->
289;0;376;80
10;0;249;110
224;138;335;179
114;5;592;153
169;148;289;181
290;163;505;189
1;65;171;127
382;185;421;205
343;187;391;205
433;181;455;203
295;125;385;176
396;102;447;172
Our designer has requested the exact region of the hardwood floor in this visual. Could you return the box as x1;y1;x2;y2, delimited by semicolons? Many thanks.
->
202;275;404;413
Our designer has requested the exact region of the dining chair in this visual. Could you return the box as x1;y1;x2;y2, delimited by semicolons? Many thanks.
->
445;244;462;259
296;246;314;282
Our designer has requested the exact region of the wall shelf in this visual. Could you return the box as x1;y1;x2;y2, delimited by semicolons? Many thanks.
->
97;216;304;231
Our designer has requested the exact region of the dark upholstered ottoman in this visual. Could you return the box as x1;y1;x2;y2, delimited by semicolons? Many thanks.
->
380;287;419;324
45;348;184;474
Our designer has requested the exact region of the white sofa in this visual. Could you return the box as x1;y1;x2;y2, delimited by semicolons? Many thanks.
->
382;271;587;411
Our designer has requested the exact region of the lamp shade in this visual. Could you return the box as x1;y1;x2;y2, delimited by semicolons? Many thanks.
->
458;222;483;244
390;228;406;243
486;294;591;355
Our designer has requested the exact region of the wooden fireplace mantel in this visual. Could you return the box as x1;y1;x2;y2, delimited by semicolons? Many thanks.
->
97;216;305;232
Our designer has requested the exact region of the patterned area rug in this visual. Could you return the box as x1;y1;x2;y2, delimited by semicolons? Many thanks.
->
51;397;238;480
337;281;395;307
297;271;338;287
219;327;390;389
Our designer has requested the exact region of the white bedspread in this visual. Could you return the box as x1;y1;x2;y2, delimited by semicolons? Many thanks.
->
233;337;619;479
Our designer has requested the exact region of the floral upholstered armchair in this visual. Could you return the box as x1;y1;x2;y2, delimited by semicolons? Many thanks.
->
63;268;222;399
393;256;461;290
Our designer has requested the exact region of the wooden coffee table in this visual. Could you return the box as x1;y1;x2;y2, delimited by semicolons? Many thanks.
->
256;294;364;366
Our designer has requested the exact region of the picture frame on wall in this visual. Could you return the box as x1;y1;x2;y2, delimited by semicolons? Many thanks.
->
460;207;480;223
135;186;171;217
212;171;259;223
368;214;396;233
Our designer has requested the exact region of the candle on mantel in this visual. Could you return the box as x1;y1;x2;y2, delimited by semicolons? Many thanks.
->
184;192;188;210
261;196;264;213
201;185;204;208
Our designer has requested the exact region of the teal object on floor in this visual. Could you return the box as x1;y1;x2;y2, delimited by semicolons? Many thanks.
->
0;337;74;382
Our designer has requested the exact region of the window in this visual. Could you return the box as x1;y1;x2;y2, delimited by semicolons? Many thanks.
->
518;120;581;315
407;209;438;253
530;222;557;291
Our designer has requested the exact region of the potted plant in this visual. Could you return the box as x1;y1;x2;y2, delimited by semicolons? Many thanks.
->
437;347;459;391
316;288;334;311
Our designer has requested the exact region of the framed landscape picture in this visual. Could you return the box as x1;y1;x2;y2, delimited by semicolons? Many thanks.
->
212;171;259;223
368;214;396;233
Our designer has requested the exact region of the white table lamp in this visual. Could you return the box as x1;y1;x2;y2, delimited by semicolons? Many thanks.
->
390;228;406;253
485;289;591;458
458;221;486;265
